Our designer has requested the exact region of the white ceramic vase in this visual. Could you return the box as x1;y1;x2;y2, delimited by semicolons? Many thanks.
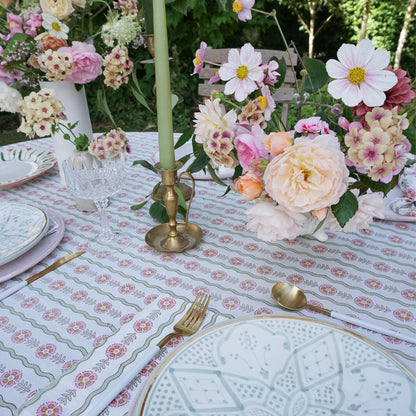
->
40;81;96;211
39;80;94;185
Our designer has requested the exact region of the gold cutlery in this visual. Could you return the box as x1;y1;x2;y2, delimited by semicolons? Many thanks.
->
88;293;210;416
0;252;85;301
272;282;416;344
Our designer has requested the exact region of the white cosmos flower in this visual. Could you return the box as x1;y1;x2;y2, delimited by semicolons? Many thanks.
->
41;13;70;39
326;38;397;107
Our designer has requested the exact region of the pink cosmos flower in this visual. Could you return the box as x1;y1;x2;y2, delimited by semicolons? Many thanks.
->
326;38;397;107
219;43;263;102
191;41;207;75
58;41;102;84
294;116;335;139
233;0;255;22
261;60;279;86
234;124;268;173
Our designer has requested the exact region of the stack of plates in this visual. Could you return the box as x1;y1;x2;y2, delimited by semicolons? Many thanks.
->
0;202;65;282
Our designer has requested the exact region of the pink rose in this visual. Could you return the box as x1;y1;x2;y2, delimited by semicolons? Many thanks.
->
245;200;327;241
263;134;349;212
234;124;268;172
325;191;385;232
58;41;102;84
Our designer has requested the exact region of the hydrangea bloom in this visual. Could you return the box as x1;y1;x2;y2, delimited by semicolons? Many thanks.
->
219;43;263;102
326;38;397;107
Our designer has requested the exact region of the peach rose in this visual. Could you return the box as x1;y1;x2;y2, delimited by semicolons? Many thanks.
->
245;200;328;241
263;134;349;212
264;131;292;157
39;34;68;51
236;171;263;201
40;0;74;19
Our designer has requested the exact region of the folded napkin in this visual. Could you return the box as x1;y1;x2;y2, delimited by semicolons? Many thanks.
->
383;164;416;221
17;295;191;416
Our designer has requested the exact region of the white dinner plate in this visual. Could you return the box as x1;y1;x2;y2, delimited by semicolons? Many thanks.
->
0;208;65;282
132;316;416;416
0;202;49;266
152;140;234;181
0;145;56;189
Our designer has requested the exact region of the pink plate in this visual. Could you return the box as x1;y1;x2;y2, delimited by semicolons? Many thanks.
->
0;208;65;282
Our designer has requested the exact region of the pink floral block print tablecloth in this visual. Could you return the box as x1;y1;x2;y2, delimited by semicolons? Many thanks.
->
0;132;415;416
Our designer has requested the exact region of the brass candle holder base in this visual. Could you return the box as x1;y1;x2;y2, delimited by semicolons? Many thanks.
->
145;162;202;252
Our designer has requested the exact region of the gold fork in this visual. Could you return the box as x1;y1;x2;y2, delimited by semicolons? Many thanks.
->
157;292;210;348
84;293;210;416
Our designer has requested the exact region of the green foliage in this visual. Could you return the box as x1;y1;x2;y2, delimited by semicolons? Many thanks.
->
303;58;330;93
331;190;359;228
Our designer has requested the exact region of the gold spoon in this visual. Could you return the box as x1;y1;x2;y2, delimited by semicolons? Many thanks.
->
271;282;416;344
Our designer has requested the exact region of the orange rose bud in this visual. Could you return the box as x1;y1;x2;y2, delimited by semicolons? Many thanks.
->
265;131;292;157
39;35;68;51
236;171;263;201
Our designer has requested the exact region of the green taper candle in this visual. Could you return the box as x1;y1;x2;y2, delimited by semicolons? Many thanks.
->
153;0;175;170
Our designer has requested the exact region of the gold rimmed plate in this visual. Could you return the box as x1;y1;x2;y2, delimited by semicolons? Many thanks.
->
130;315;416;415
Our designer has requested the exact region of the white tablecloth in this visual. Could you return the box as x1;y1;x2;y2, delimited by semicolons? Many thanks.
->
0;132;415;415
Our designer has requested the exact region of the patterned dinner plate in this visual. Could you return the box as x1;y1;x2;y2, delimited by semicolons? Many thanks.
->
132;316;416;416
0;145;56;189
0;202;49;267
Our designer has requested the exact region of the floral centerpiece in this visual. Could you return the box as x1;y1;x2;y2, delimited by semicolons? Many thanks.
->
0;0;143;89
186;2;415;242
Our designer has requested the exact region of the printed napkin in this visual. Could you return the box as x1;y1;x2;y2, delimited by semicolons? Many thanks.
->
17;295;189;416
388;164;416;219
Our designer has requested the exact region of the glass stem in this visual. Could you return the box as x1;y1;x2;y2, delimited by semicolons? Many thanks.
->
95;198;111;236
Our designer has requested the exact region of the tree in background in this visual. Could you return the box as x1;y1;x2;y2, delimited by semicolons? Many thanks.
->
359;0;372;39
394;0;416;69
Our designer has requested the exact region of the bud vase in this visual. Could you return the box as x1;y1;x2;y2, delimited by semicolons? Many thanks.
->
40;80;96;212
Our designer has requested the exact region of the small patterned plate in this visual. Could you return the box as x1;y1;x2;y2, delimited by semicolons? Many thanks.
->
133;316;416;416
0;145;56;189
0;203;49;266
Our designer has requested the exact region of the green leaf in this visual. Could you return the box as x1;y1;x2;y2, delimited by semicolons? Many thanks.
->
357;173;398;197
132;159;159;174
149;202;169;223
167;0;189;14
188;152;211;173
3;33;37;63
273;56;286;89
207;164;227;186
74;134;90;151
63;133;71;141
174;127;194;149
130;200;149;210
131;71;154;113
171;93;179;110
331;190;359;228
304;57;329;93
96;89;116;127
405;124;416;154
174;185;187;212
215;0;227;9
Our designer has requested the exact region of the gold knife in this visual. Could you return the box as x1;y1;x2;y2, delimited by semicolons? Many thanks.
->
0;252;85;301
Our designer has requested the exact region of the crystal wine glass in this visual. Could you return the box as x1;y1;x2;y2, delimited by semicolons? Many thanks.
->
63;153;126;243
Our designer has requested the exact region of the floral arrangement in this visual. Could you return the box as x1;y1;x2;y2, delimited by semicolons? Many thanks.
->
187;2;415;242
0;0;143;89
16;86;129;157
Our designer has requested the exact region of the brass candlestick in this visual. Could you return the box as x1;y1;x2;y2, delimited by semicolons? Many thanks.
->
145;162;202;252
